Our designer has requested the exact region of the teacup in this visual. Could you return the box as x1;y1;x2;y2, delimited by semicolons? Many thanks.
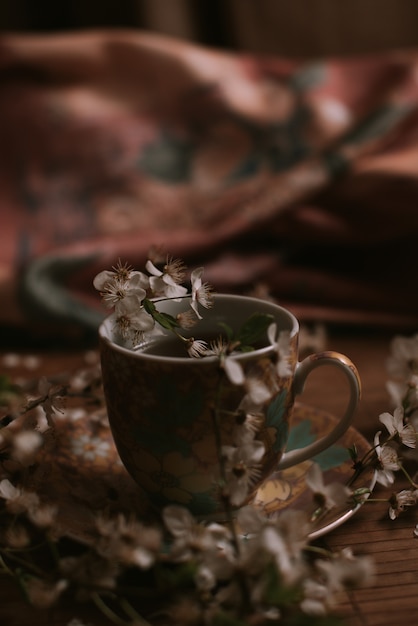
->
99;294;360;518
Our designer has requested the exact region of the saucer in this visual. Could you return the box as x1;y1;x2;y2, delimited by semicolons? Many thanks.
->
25;402;375;544
250;403;376;539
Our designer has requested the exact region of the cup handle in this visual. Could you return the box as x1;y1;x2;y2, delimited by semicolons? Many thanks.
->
275;351;361;471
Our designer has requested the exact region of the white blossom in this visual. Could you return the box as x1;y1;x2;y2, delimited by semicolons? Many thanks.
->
388;489;418;519
114;295;155;342
316;547;375;592
301;578;330;616
190;267;213;319
186;338;209;358
305;462;352;511
379;407;416;448
0;478;20;502
146;258;188;300
222;440;265;506
36;377;65;426
12;430;43;465
374;431;401;486
95;513;162;569
94;266;148;308
223;356;245;385
268;324;293;377
24;577;68;609
162;505;232;566
387;334;418;380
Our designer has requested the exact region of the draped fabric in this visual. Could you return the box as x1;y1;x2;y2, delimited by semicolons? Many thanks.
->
1;29;418;339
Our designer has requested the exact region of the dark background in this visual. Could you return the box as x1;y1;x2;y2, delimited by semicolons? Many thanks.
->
2;0;418;57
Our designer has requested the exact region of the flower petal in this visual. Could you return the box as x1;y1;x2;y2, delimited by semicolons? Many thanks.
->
223;357;245;385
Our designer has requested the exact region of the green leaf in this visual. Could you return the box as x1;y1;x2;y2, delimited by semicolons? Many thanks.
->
217;322;234;340
348;444;358;462
143;298;157;315
153;311;179;331
261;562;302;607
0;375;13;392
238;345;255;353
154;561;197;590
0;375;21;407
143;299;179;330
353;487;372;499
235;313;274;348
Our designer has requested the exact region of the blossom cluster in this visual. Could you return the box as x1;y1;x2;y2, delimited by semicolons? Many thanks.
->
0;345;376;625
341;334;418;525
4;257;418;624
214;324;293;508
373;334;418;522
0;327;372;622
93;257;213;355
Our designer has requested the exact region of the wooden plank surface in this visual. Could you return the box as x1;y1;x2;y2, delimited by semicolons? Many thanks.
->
0;328;417;625
302;329;418;626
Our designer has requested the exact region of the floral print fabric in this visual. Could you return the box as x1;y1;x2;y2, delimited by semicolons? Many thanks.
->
1;30;418;334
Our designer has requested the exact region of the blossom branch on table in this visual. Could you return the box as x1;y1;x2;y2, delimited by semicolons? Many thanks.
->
289;333;418;529
0;335;372;625
0;254;400;626
342;334;418;524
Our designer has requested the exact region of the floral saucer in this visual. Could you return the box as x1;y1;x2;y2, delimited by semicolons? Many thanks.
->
249;403;376;539
26;402;375;544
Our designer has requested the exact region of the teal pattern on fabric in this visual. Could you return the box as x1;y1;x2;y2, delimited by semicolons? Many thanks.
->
138;131;194;182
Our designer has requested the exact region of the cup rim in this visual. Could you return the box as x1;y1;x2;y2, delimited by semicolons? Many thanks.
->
98;293;299;364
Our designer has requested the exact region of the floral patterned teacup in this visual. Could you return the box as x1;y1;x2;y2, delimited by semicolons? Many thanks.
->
99;294;360;518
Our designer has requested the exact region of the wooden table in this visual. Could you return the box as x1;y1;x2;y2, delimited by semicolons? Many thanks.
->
303;330;418;626
0;328;417;626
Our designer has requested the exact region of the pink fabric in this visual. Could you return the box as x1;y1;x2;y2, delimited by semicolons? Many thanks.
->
1;30;418;336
